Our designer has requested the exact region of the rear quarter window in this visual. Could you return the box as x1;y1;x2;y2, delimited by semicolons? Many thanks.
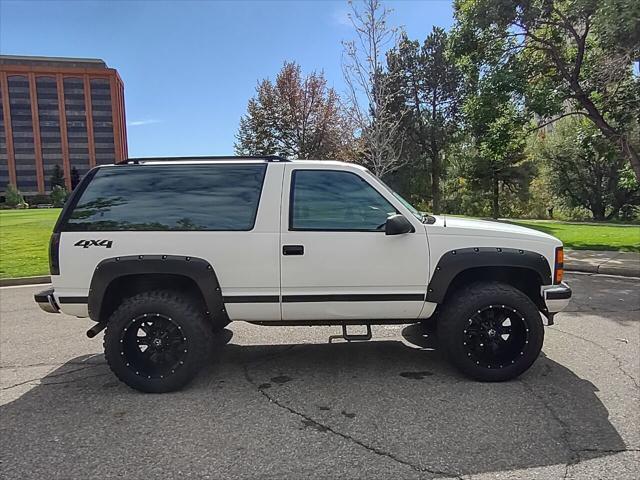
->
61;164;267;231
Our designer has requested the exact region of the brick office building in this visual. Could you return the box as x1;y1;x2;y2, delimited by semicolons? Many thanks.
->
0;55;127;195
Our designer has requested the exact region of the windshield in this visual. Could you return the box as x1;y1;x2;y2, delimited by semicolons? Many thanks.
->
375;177;423;221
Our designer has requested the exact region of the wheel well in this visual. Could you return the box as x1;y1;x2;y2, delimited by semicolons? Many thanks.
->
99;274;207;323
443;267;544;310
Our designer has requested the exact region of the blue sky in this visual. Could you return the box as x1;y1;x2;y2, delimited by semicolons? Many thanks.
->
0;0;453;157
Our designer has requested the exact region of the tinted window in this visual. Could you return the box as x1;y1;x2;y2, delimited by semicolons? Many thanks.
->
63;164;267;231
290;170;396;231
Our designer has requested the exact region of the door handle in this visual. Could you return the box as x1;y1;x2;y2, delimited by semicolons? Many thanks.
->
283;245;304;256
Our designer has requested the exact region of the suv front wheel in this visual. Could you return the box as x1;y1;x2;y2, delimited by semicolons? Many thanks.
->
104;290;213;393
439;282;544;382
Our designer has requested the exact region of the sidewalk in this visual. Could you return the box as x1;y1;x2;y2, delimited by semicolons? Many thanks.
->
564;250;640;277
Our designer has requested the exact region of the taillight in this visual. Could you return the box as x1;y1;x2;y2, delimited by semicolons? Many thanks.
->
554;246;564;284
49;232;60;275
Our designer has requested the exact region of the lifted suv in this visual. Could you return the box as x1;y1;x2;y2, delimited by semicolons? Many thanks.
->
36;156;571;392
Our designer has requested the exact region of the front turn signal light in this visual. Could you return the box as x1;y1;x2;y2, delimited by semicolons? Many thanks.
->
554;247;564;284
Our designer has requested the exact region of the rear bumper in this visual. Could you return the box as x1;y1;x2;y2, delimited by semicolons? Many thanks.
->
541;282;572;313
34;288;60;314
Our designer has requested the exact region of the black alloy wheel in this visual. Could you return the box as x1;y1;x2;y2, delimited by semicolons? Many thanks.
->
120;313;188;379
104;290;213;393
462;305;528;370
439;282;544;382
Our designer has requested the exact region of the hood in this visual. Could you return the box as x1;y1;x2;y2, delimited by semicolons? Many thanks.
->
430;216;561;244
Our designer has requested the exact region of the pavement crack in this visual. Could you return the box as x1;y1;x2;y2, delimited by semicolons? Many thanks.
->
577;448;640;454
243;358;461;479
1;364;103;390
551;327;639;389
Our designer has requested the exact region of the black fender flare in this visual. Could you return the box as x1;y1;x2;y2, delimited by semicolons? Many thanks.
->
426;247;552;304
88;255;228;323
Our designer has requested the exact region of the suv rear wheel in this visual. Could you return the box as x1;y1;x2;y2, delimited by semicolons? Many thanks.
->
104;290;213;393
439;282;544;382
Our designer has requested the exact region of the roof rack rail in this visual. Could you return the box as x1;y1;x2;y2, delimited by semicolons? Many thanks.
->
116;155;289;165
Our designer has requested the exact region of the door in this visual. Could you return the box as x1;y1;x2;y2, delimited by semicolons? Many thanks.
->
280;164;429;321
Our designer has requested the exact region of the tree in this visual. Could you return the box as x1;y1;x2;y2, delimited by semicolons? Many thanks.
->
50;165;65;189
5;184;26;208
536;118;639;220
70;167;80;190
50;185;69;208
386;27;463;213
453;0;640;180
465;107;535;219
456;25;534;219
235;61;354;159
342;0;407;178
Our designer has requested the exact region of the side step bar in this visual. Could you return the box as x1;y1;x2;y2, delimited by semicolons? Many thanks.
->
329;324;372;343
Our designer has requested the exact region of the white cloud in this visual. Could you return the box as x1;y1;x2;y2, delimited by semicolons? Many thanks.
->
127;119;161;127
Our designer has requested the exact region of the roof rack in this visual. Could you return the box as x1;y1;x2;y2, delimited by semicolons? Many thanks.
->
116;155;288;165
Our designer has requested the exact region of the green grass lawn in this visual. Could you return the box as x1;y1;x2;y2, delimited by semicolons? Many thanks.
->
0;209;61;279
509;219;640;252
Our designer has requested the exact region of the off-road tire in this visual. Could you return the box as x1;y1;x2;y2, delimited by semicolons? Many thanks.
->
104;290;213;393
439;282;544;382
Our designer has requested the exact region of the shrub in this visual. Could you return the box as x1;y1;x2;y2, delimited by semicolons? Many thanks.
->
5;184;28;208
28;194;52;206
50;185;69;207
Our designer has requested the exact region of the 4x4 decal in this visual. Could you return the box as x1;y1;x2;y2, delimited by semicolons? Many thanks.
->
74;239;113;249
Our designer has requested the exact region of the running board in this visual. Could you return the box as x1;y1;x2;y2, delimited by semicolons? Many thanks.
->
329;324;372;343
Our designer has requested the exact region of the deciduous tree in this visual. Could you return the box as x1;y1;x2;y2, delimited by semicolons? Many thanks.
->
537;118;639;220
453;0;640;180
235;62;354;160
342;0;407;178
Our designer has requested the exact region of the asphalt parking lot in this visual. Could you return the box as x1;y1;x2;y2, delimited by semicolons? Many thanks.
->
1;272;638;479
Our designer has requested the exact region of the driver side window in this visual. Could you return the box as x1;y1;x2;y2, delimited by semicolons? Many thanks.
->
290;170;396;231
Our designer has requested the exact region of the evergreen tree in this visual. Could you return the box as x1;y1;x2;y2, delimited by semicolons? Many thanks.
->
50;165;65;189
386;27;463;213
70;167;80;190
456;25;534;219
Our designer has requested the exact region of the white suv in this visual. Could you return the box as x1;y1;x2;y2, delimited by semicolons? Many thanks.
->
35;156;571;392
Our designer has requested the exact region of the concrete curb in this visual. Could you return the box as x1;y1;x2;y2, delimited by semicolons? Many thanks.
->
0;275;51;287
566;264;640;277
564;250;640;278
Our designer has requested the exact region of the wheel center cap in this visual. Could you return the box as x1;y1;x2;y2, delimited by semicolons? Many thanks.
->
152;338;163;348
487;328;497;338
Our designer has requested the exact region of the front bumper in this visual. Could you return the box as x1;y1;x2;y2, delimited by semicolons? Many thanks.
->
34;288;60;314
541;282;572;314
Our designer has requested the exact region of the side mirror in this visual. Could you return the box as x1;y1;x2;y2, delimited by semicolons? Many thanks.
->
385;214;415;235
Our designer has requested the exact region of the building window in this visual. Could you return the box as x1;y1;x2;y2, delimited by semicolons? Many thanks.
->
90;78;115;165
36;76;62;191
0;87;8;189
63;77;89;179
8;75;37;194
